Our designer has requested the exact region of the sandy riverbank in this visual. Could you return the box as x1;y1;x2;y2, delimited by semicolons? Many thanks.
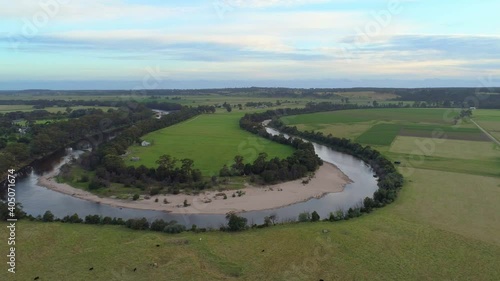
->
37;162;352;214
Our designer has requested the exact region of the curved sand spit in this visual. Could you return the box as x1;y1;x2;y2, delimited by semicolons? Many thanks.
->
37;162;352;214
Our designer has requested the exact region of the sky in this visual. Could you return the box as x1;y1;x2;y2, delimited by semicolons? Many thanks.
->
1;0;499;89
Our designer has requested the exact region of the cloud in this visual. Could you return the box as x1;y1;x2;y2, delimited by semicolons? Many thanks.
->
0;0;196;21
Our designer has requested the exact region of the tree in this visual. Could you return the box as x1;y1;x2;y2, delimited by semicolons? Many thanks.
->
252;152;268;174
363;197;375;213
150;219;167;231
42;210;55;222
225;212;247;231
231;155;245;175
219;165;231;177
311;211;320;222
103;154;125;173
156;155;177;173
85;214;101;224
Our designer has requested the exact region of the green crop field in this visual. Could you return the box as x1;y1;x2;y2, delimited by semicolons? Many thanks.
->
0;105;114;113
282;108;472;126
473;109;500;142
127;111;294;176
390;136;499;160
355;124;401;145
0;105;34;112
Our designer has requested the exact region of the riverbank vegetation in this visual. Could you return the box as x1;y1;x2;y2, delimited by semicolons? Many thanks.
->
0;103;177;179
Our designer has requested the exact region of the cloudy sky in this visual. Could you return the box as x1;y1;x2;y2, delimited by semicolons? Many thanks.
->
1;0;499;89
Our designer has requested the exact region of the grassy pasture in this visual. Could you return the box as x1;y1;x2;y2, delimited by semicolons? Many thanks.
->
294;122;373;140
0;105;114;113
127;112;294;175
390;136;500;160
0;105;33;112
282;108;470;126
355;124;401;145
474;109;500;141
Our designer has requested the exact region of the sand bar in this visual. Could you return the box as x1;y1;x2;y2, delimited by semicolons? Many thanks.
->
37;162;351;214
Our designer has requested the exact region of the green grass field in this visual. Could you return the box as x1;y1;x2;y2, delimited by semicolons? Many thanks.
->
473;109;500;142
282;108;473;126
0;105;114;113
355;124;401;145
127;111;294;176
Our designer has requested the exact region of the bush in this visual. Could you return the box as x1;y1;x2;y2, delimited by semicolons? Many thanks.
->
132;194;140;201
125;218;149;230
298;211;311;222
149;187;161;196
62;213;82;223
85;214;101;224
363;197;375;213
102;216;113;225
225;212;248;231
163;223;186;234
88;177;108;190
150;219;167;232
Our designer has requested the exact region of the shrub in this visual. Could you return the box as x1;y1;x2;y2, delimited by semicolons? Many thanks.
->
85;214;101;224
163;224;186;234
132;194;140;201
298;211;311;222
102;216;113;225
150;219;167;232
78;174;89;183
125;218;149;230
149;187;161;196
225;212;248;231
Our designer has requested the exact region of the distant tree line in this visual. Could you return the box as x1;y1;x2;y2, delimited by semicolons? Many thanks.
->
391;88;500;109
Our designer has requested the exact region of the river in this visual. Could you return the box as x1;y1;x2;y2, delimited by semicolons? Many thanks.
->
12;127;377;228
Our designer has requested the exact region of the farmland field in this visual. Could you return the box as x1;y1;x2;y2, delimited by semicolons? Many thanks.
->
0;104;114;113
390;136;499;160
127;111;294;175
282;108;473;126
473;109;500;142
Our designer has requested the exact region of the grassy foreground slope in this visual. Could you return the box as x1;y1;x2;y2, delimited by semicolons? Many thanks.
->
127;111;294;175
3;176;500;281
